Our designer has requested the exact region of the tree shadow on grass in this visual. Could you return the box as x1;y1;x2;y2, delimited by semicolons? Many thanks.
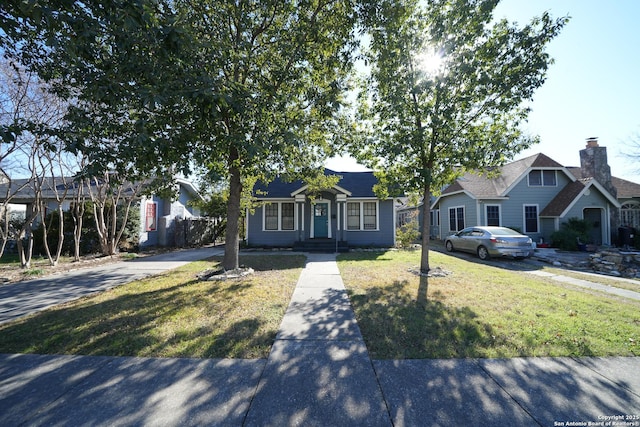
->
348;280;501;359
208;254;307;272
349;279;595;359
0;275;283;359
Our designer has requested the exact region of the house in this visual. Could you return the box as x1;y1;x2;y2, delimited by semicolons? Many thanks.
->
138;178;204;247
430;139;622;246
246;170;396;251
566;171;640;232
0;176;204;248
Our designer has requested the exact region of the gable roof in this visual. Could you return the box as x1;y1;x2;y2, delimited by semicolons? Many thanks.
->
567;167;640;199
254;169;378;198
540;178;621;217
436;153;569;204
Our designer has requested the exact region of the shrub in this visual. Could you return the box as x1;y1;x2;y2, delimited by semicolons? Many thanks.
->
550;217;591;251
396;211;420;249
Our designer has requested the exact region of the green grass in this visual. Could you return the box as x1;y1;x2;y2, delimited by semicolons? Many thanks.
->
338;250;640;359
0;255;304;359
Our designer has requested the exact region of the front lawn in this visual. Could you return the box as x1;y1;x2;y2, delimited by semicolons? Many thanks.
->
0;255;304;359
338;250;640;359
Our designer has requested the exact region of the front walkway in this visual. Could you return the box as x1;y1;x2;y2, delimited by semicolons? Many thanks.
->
243;253;391;425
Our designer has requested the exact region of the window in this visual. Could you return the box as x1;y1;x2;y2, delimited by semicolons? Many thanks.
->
145;202;157;232
281;203;294;230
486;205;500;226
264;203;279;230
529;170;557;186
347;201;378;231
347;202;360;230
449;207;465;232
621;202;640;229
363;202;377;230
430;209;440;226
524;205;539;233
264;202;296;231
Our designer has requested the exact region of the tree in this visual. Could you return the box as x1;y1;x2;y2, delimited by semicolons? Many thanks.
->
355;0;567;280
3;0;360;271
86;172;142;256
624;130;640;174
0;56;68;267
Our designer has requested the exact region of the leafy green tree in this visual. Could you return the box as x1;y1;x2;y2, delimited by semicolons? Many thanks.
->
355;0;567;276
3;0;359;270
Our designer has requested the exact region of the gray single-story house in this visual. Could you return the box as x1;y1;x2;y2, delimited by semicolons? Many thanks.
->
246;170;396;251
430;139;622;246
0;176;203;248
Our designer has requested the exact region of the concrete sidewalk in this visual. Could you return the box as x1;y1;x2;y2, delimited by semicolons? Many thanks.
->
1;251;639;426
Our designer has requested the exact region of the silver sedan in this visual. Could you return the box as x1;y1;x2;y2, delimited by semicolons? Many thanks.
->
444;226;535;260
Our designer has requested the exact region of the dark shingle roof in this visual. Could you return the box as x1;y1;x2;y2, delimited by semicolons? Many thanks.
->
441;153;565;199
568;167;640;199
254;169;378;198
539;180;588;217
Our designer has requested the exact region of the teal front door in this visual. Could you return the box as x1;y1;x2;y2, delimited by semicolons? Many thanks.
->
314;203;329;238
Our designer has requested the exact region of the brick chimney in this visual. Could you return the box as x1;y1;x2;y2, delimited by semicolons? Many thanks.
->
579;137;617;198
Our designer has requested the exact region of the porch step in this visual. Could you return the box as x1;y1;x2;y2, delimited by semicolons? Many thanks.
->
293;239;349;253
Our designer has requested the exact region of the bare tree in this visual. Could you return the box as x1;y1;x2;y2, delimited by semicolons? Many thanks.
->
87;171;142;256
0;58;68;266
624;130;640;174
0;58;33;257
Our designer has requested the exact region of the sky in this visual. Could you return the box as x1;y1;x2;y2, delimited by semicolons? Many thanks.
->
326;0;640;182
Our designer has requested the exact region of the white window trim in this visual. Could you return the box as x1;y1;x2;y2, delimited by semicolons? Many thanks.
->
262;200;297;232
528;170;557;187
449;206;465;232
485;204;501;226
346;200;379;232
523;204;540;234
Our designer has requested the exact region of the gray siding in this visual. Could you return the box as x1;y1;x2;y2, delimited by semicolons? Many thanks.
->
437;192;477;239
247;197;395;248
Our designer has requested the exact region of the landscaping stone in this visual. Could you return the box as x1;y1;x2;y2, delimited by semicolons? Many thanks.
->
197;267;254;281
590;248;640;278
408;266;452;277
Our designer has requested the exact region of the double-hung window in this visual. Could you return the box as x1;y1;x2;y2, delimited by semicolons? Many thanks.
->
524;204;539;233
264;202;295;231
346;201;378;231
486;205;500;226
449;207;465;232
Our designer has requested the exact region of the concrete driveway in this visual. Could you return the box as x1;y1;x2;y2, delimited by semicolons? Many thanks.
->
0;246;224;325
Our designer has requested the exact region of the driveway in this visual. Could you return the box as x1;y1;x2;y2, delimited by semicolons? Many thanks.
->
0;246;224;325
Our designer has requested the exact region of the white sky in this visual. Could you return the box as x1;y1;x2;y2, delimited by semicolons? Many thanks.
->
326;0;640;182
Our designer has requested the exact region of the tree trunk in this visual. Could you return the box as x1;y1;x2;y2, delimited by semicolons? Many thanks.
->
72;198;84;262
223;146;242;271
419;182;432;274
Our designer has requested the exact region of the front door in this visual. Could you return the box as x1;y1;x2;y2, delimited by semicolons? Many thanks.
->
583;208;603;245
314;203;329;238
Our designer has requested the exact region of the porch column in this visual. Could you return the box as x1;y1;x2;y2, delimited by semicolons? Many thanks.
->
336;194;347;242
295;194;306;242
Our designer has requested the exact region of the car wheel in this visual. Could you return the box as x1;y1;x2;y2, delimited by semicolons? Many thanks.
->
477;246;490;260
445;241;454;252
